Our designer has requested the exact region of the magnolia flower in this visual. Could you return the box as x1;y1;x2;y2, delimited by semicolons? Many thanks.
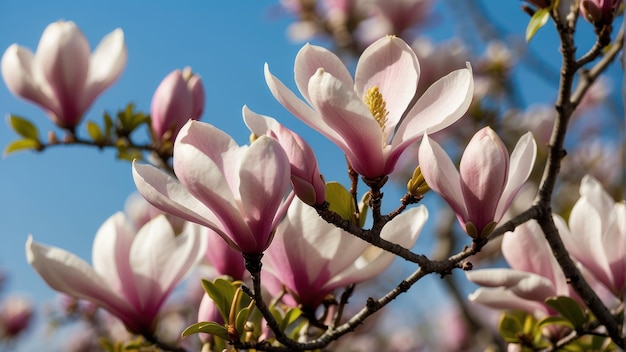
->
133;120;293;254
265;35;473;180
466;220;575;318
243;105;326;206
1;20;127;130
419;127;536;238
561;175;625;297
0;295;33;338
580;0;620;26
150;67;205;142
26;212;207;335
263;198;427;309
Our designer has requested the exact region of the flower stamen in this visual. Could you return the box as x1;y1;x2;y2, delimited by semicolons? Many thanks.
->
364;86;389;132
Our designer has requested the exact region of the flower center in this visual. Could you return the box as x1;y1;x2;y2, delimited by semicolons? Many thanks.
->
364;86;389;132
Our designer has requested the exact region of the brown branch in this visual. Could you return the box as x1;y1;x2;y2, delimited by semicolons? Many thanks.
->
532;11;624;348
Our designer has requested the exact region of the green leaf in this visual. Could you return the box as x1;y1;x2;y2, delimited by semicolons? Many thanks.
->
279;307;302;332
235;302;255;339
182;321;230;340
201;277;239;323
4;138;42;156
117;103;149;133
116;147;143;162
537;315;574;330
103;112;113;139
526;7;550;42
8;115;39;140
545;296;587;329
86;121;104;143
498;311;527;343
325;182;356;223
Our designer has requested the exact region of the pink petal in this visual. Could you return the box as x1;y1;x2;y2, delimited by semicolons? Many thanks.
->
460;127;509;231
36;21;90;124
495;132;537;220
418;135;467;221
80;28;127;114
355;36;420;129
503;220;567;295
466;269;556;302
131;162;237;249
468;287;549;317
1;45;58;115
130;215;207;318
264;63;345;148
91;212;140;309
327;205;427;289
238;136;291;252
392;64;474;153
294;43;353;104
307;69;386;177
173;122;253;247
25;236;136;327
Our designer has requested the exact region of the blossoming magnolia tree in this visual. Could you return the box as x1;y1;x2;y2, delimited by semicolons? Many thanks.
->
0;1;624;351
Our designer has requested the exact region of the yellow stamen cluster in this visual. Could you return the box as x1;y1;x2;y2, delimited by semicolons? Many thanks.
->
364;86;389;132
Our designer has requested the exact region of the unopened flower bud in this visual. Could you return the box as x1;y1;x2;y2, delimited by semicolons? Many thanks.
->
150;67;205;142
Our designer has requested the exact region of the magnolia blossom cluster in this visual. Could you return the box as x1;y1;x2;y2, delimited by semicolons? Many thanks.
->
467;175;625;339
3;11;622;351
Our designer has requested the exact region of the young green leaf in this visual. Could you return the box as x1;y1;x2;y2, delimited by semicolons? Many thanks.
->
545;296;587;329
86;121;104;143
8;115;39;140
526;7;550;42
325;182;357;223
4;138;42;156
182;321;230;340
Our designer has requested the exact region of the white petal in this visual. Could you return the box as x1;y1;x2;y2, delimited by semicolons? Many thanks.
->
466;269;556;301
393;63;474;151
468;287;548;317
418;135;466;220
494;132;537;220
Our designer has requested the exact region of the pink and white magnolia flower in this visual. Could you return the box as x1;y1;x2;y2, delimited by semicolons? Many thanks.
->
466;220;575;318
26;212;207;335
243;105;326;206
132;120;294;254
265;35;474;180
419;127;537;238
1;20;127;130
263;198;427;309
150;67;205;142
561;175;625;297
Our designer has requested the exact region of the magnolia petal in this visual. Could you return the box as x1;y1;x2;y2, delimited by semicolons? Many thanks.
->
326;206;427;290
494;132;537;220
580;174;614;219
173;121;255;247
418;135;467;221
131;162;235;249
91;212;140;308
567;196;613;290
503;220;567;295
355;36;419;129
242;105;279;137
264;64;344;146
460;127;509;231
36;21;90;121
26;236;132;321
130;215;207;316
238;136;291;252
466;269;555;302
1;45;58;114
468;287;548;317
392;64;474;151
294;43;353;104
307;69;386;177
81;28;127;113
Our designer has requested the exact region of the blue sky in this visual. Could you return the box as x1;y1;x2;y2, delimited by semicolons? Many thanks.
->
0;0;622;348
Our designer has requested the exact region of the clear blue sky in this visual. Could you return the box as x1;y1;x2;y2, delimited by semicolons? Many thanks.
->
0;0;621;349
